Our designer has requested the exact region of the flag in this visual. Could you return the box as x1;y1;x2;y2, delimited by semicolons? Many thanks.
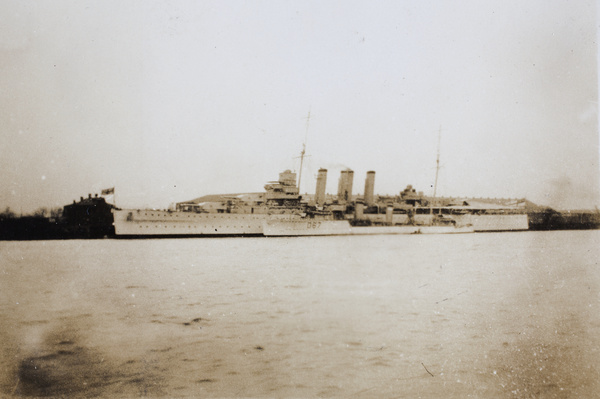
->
101;187;115;195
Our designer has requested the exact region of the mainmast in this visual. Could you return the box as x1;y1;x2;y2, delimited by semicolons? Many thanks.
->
430;127;441;215
297;109;311;191
433;127;441;200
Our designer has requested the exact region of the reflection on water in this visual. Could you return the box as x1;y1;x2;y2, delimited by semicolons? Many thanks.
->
1;231;599;397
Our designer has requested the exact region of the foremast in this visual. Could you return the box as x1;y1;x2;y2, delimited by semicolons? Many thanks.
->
296;109;311;193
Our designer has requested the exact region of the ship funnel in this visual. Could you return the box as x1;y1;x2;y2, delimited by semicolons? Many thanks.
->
337;169;354;203
315;168;327;206
364;171;376;206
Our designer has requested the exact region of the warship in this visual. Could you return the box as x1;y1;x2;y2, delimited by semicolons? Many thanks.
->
112;167;528;237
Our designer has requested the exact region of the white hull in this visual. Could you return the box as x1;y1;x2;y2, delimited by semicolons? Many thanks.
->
360;214;528;232
113;209;522;237
262;219;475;236
409;225;475;234
262;219;351;236
350;225;474;235
113;209;265;236
454;214;528;232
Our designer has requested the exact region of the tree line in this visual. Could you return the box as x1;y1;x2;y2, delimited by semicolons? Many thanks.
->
1;206;63;219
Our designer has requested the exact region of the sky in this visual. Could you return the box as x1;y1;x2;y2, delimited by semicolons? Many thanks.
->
1;0;598;213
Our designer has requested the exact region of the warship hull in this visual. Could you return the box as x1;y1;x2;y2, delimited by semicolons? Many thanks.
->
262;219;351;236
453;214;529;232
113;209;525;237
112;209;265;237
262;218;475;237
363;213;528;233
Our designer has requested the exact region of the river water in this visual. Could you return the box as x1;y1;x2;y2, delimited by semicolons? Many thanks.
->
1;230;599;398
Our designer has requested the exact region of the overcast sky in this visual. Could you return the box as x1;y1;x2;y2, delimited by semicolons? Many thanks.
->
1;0;598;213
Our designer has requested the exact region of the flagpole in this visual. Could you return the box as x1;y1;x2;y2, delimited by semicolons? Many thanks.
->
101;187;116;208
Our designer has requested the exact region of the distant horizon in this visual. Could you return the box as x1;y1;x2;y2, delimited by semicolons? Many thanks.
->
3;184;597;217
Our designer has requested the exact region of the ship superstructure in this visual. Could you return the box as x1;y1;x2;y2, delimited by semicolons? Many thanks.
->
261;168;526;236
112;170;303;237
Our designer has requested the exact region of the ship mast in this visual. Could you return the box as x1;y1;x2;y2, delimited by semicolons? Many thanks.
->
297;109;311;191
433;127;441;200
430;127;441;215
